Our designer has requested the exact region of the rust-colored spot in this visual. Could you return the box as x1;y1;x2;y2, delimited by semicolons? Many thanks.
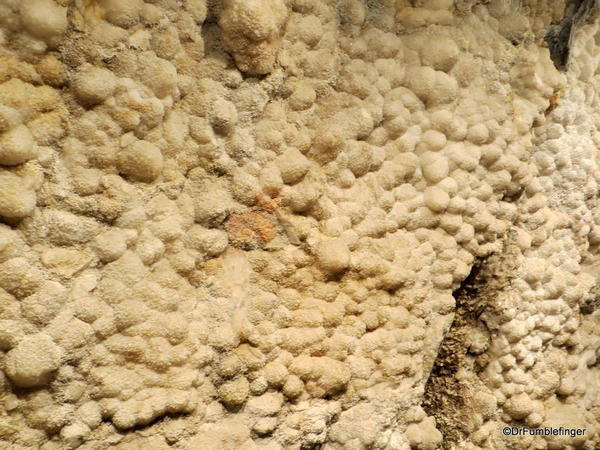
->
255;194;281;214
225;209;277;250
545;89;563;115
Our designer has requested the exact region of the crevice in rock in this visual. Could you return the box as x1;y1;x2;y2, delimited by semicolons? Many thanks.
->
581;282;600;315
422;240;517;448
545;0;597;70
422;257;487;448
114;411;191;433
300;444;323;450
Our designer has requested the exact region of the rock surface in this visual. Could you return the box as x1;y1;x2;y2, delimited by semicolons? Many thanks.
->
0;0;599;449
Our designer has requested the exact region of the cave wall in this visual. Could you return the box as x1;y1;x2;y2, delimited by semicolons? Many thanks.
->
0;0;599;449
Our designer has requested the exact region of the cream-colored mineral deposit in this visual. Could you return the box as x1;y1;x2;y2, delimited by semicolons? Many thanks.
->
0;0;599;449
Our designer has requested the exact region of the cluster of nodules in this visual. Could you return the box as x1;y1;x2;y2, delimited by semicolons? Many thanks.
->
472;238;597;449
469;20;600;450
1;0;600;449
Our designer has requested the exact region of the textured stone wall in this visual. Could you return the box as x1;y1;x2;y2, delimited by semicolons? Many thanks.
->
0;0;599;449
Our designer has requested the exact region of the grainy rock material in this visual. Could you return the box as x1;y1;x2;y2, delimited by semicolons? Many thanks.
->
0;174;36;223
219;0;288;75
0;1;599;449
5;334;62;388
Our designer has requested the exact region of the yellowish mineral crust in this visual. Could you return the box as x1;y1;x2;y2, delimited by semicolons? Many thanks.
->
0;0;599;449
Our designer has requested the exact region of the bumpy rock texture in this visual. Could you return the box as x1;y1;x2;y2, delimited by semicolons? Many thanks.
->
0;0;599;449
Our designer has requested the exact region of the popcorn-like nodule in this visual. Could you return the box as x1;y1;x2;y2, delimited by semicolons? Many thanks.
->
100;0;144;28
117;140;164;183
72;67;118;106
218;377;250;407
424;186;450;213
19;0;67;43
276;147;311;185
220;0;288;75
420;152;449;184
0;171;36;222
0;125;37;166
5;333;62;388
